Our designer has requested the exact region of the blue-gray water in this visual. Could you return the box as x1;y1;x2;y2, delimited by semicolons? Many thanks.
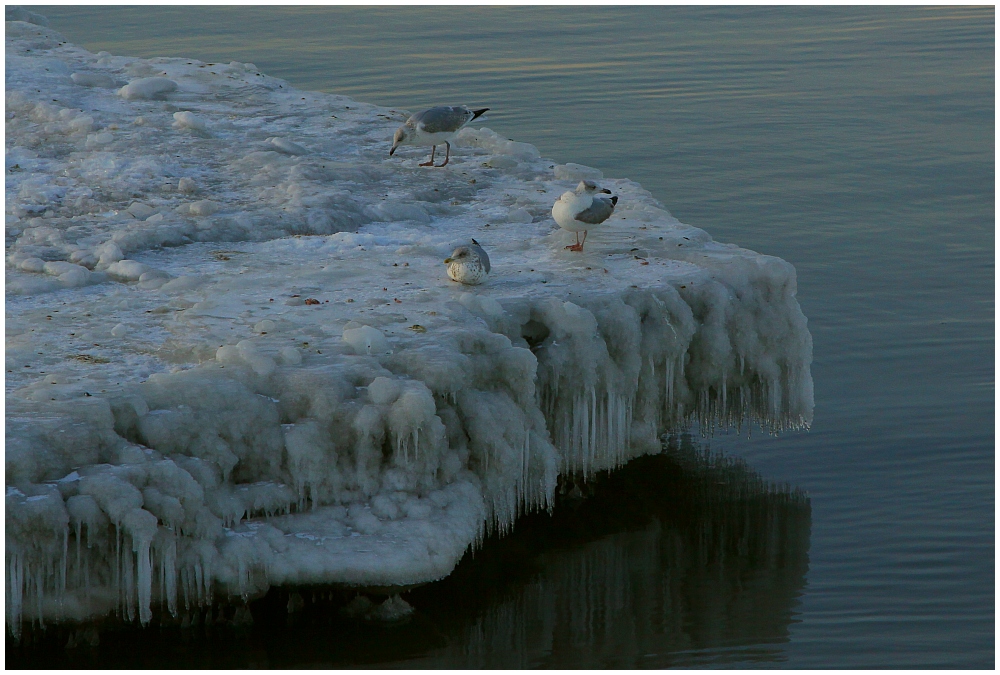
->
20;6;995;668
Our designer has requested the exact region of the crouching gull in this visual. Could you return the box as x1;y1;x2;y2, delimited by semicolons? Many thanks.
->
552;180;619;252
444;238;491;285
390;105;489;167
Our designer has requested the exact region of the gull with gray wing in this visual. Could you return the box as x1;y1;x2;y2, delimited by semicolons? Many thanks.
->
444;238;491;285
390;105;489;167
551;180;619;252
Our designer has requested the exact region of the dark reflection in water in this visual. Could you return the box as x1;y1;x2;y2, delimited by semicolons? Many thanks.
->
8;437;810;668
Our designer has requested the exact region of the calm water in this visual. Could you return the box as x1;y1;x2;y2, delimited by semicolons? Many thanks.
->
20;6;995;668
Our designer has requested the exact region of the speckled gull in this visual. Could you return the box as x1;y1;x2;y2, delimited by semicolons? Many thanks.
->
390;105;489;167
444;238;491;284
552;180;619;252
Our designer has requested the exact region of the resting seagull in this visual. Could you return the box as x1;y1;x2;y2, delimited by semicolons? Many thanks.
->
390;105;489;167
552;180;619;252
444;238;491;285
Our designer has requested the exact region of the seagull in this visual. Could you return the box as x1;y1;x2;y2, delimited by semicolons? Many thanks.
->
551;180;619;252
444;238;491;285
390;105;489;167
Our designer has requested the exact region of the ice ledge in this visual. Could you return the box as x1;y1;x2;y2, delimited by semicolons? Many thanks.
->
5;18;813;636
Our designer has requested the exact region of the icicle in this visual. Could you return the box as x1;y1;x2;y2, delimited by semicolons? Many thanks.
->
7;551;23;639
201;555;213;605
115;526;123;618
588;387;597;473
521;429;530;516
136;537;152;625
122;535;136;622
721;372;727;417
34;563;44;628
73;521;82;589
61;528;68;596
664;358;676;421
83;530;91;600
600;393;608;467
181;567;191;611
772;377;783;419
194;562;204;607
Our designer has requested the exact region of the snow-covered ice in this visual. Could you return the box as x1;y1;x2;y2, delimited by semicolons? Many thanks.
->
5;14;813;637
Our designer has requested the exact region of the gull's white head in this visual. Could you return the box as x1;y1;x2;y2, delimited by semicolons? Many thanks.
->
576;180;612;195
390;125;413;155
444;246;476;264
444;245;487;284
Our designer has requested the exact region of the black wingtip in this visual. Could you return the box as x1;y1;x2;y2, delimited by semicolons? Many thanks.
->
471;108;489;120
471;238;481;246
610;195;619;206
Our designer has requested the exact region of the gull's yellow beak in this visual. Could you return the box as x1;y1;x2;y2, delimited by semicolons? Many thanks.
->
443;257;452;264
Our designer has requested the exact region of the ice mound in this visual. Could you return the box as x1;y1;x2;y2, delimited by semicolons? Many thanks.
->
5;14;814;638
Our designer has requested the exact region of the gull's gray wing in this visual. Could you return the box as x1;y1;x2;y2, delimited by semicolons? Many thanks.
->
574;195;616;225
413;106;470;134
470;239;490;273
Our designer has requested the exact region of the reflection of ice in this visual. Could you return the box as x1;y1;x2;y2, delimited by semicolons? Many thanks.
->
387;435;811;668
5;14;813;637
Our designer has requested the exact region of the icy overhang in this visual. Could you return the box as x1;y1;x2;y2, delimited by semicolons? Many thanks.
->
5;18;813;636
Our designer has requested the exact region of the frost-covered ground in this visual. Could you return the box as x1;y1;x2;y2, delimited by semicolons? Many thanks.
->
5;13;813;637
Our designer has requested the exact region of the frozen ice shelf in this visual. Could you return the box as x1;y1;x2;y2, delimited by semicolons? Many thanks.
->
4;15;813;637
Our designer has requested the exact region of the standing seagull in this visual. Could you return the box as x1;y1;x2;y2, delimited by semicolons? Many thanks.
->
390;105;489;167
444;238;491;285
551;180;619;252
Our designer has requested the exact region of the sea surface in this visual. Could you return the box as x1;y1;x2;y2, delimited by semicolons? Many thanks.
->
23;6;996;668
